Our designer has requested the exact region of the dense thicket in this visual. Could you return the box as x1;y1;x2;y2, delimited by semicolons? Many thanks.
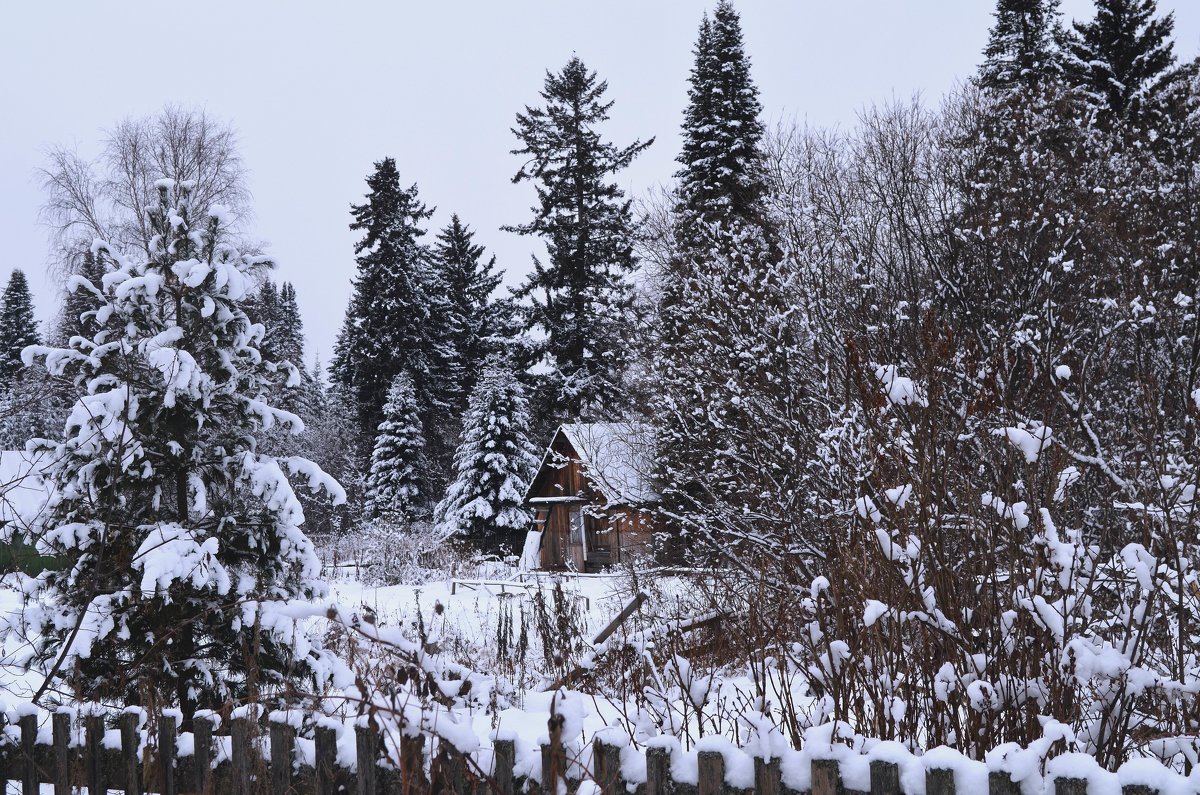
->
633;0;1200;766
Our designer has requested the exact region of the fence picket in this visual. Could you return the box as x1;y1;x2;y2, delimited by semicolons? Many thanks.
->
159;713;177;795
85;713;105;795
52;711;70;795
989;771;1020;795
230;716;252;795
193;715;214;795
698;750;724;795
646;745;670;795
20;712;37;795
121;711;142;795
316;724;338;795
754;756;781;795
870;759;900;795
926;767;956;795
593;738;621;795
493;738;516;795
1056;778;1088;795
811;758;839;795
356;723;378;795
270;717;295;795
401;733;426;795
542;714;566;795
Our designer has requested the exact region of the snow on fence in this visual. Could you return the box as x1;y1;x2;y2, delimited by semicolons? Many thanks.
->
0;704;1187;795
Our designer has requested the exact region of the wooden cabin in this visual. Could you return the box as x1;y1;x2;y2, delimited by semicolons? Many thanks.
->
521;423;660;572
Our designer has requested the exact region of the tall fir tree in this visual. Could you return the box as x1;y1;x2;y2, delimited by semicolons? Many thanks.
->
0;269;41;390
434;358;537;552
332;159;439;450
674;1;768;230
507;56;652;428
433;214;503;405
979;0;1066;90
365;372;427;522
1067;0;1190;121
15;180;343;712
275;282;305;375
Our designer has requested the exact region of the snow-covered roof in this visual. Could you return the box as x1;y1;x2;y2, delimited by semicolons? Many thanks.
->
0;450;52;531
559;423;658;505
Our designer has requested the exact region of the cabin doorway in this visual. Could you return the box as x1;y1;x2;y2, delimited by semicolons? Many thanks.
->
567;508;586;570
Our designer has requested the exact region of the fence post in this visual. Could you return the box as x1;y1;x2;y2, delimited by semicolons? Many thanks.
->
52;711;70;795
121;711;142;795
85;712;106;795
593;738;620;795
356;722;378;795
193;714;214;795
230;716;252;795
926;767;955;795
1122;786;1157;795
315;725;338;795
988;771;1020;795
493;739;516;795
20;712;37;795
810;759;839;795
870;760;900;795
269;716;295;795
1055;779;1087;795
646;746;671;795
698;751;724;795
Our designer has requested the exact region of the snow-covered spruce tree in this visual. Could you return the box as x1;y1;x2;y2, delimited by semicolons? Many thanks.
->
365;372;427;522
55;248;107;345
1067;0;1192;122
434;359;537;552
978;0;1067;90
14;180;344;713
0;269;41;390
506;56;651;428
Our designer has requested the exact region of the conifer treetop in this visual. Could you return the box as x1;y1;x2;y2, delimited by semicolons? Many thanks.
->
1068;0;1188;119
675;0;767;227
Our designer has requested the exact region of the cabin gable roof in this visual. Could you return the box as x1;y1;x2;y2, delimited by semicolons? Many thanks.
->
525;422;657;507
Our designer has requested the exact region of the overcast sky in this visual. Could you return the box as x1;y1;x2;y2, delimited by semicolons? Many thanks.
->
3;1;1199;367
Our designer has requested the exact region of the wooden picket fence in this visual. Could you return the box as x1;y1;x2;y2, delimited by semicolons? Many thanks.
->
0;707;1173;795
